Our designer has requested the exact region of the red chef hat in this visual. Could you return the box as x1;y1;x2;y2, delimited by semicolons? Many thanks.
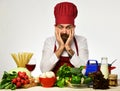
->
54;2;78;26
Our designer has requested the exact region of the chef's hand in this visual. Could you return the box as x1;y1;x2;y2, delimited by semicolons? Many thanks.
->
55;29;64;47
65;29;74;49
65;29;75;57
55;29;65;58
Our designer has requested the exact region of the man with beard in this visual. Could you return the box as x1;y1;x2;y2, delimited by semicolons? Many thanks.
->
40;2;89;74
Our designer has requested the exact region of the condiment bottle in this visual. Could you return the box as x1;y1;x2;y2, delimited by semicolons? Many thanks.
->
100;57;109;79
108;74;118;86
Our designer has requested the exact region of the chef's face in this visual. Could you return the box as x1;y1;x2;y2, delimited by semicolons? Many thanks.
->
55;24;75;43
55;24;75;35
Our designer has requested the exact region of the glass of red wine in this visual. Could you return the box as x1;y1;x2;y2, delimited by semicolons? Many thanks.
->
26;58;36;75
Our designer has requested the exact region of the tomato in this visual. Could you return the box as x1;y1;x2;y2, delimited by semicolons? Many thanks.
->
18;71;22;76
16;77;21;82
18;74;23;78
16;82;21;88
21;79;25;85
24;75;28;79
18;72;23;78
26;79;30;84
24;80;27;84
12;78;17;84
22;72;26;76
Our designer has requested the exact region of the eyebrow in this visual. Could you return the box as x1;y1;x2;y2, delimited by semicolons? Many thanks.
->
57;25;73;27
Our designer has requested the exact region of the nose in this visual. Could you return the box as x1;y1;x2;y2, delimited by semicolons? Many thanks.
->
63;28;67;34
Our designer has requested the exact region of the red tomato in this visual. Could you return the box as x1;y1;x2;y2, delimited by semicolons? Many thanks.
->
12;78;17;84
18;73;22;78
16;82;21;88
16;77;21;82
18;71;22;76
26;79;30;84
21;79;25;85
24;80;27;84
22;72;26;76
24;75;28;79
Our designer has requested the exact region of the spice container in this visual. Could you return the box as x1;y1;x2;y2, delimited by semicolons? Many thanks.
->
108;74;118;86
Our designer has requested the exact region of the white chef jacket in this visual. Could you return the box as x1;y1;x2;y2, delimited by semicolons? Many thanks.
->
40;35;89;73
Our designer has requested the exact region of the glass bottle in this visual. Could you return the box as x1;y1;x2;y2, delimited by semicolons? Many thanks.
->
100;57;109;79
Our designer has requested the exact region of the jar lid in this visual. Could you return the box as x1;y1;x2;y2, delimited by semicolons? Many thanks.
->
109;74;117;79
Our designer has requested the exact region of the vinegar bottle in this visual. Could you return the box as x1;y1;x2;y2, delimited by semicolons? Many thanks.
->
100;57;109;79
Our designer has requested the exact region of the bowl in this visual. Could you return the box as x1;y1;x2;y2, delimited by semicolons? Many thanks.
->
39;77;56;87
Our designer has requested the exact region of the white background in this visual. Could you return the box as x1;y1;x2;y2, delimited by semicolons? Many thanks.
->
0;0;120;78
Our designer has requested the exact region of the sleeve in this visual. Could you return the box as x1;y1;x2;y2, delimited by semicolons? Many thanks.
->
40;37;59;73
70;36;89;67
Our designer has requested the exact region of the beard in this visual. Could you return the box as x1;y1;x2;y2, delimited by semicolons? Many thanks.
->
61;34;69;43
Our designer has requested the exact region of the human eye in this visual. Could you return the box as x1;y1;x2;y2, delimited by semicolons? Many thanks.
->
57;25;63;30
66;25;73;30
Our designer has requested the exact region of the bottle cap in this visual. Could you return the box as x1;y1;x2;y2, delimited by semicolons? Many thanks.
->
109;74;117;79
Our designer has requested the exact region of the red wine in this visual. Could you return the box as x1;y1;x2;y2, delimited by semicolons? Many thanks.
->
26;64;36;71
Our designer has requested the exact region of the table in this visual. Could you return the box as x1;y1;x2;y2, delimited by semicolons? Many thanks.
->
0;86;120;91
0;85;120;91
0;80;120;91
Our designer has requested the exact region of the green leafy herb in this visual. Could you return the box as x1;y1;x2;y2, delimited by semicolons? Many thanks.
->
83;77;92;84
0;71;17;90
56;64;92;87
71;75;81;84
56;64;71;78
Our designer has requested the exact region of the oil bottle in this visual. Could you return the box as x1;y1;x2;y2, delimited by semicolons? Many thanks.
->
100;57;109;79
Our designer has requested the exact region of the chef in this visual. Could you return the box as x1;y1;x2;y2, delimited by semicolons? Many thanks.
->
40;2;89;74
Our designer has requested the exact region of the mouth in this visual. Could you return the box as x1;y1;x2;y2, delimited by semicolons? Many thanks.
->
61;34;69;43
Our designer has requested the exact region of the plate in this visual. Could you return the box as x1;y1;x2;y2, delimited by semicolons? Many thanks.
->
71;84;88;88
67;81;89;88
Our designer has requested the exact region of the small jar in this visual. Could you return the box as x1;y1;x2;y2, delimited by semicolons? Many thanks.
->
108;74;118;86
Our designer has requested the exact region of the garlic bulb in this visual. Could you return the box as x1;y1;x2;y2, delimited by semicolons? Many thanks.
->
40;73;47;78
46;71;55;78
40;71;55;78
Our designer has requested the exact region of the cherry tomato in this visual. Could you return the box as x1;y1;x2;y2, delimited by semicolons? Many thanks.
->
22;72;26;76
26;79;30;84
16;82;21;88
21;79;25;85
24;75;28;79
18;71;22;76
12;78;17;84
16;77;21;82
19;73;23;78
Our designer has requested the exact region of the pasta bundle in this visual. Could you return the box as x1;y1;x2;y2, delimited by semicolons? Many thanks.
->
11;52;33;67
